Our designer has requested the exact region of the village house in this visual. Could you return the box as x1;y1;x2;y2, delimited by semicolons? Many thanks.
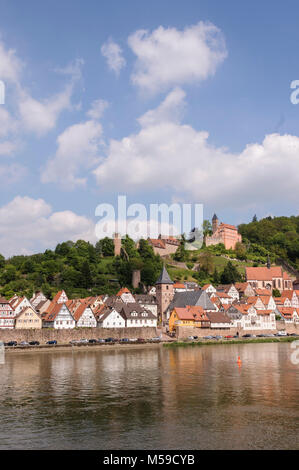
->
280;290;299;308
202;284;217;294
173;282;187;292
205;214;242;250
205;311;231;329
277;307;299;323
235;282;255;299
96;306;126;328
116;287;136;303
134;294;158;317
52;290;69;304
30;291;47;308
118;303;157;328
15;306;42;329
0;297;16;329
9;296;33;315
72;302;97;328
43;303;75;329
34;299;51;315
213;292;234;305
166;289;218;324
216;284;240;301
168;306;210;332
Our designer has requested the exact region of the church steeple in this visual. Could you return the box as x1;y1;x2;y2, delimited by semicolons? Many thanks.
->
267;254;271;269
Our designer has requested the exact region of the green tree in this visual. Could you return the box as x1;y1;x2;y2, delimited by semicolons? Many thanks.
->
220;261;242;284
80;261;93;289
97;237;114;257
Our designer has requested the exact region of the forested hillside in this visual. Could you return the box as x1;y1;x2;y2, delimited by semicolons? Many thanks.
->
238;215;299;269
0;237;162;300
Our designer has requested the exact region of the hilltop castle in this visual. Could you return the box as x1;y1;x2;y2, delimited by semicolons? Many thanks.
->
205;214;242;250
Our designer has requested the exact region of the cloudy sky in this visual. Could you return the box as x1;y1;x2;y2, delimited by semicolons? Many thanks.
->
1;0;299;256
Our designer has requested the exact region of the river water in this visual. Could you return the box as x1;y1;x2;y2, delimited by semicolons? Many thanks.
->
0;343;298;450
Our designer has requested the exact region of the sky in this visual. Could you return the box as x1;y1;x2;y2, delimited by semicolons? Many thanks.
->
1;0;299;256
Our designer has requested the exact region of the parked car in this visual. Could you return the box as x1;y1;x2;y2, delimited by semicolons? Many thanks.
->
97;338;106;343
119;338;129;343
242;334;252;338
129;338;137;342
137;338;146;343
288;333;299;337
105;337;115;343
29;341;40;345
150;337;161;342
256;334;266;337
46;340;57;345
187;336;194;340
224;335;234;339
5;341;17;346
70;339;79;344
88;339;97;343
203;336;213;340
79;339;88;344
19;341;29;346
215;335;222;340
193;336;198;340
277;331;287;336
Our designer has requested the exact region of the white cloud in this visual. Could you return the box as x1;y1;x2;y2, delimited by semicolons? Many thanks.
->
0;41;22;82
18;85;73;136
93;89;299;210
128;21;227;94
41;119;103;188
87;99;109;120
101;39;126;75
0;196;96;257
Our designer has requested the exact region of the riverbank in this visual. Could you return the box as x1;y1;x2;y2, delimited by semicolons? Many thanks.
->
164;336;299;347
3;341;164;355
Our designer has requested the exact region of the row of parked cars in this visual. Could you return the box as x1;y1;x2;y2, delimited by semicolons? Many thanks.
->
69;336;161;345
186;331;298;341
4;337;161;347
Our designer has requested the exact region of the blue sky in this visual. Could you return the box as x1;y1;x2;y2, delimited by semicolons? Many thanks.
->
1;0;299;255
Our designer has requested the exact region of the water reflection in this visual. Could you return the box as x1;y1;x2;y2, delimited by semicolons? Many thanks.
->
0;343;298;449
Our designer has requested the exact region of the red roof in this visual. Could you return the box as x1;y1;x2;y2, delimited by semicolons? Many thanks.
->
116;287;132;297
173;306;209;322
246;266;282;281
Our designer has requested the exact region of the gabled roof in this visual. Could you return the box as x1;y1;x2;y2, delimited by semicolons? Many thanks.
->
172;305;209;322
205;311;231;324
168;290;217;311
156;266;173;285
246;266;282;281
116;287;132;296
43;303;72;322
15;306;40;320
72;302;95;322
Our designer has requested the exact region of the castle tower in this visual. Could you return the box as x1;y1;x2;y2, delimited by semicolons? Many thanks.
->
132;269;141;289
113;233;121;257
267;254;271;269
212;214;219;234
156;265;174;327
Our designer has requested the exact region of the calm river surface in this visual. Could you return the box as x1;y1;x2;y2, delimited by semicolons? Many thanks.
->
0;343;298;450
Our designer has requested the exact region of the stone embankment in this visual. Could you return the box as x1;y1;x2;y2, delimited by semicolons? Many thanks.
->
0;327;158;343
176;321;298;340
